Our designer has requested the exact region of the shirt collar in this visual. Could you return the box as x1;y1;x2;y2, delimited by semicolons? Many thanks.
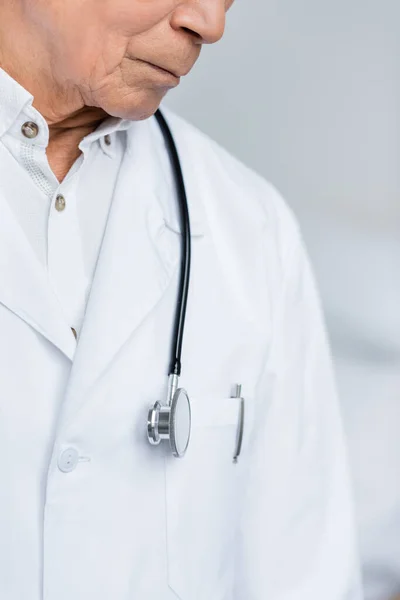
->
81;116;133;158
0;67;36;139
0;66;133;156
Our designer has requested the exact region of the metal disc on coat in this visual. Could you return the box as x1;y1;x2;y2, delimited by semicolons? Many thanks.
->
169;388;191;457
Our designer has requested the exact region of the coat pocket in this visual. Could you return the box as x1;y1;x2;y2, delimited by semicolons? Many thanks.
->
165;396;244;600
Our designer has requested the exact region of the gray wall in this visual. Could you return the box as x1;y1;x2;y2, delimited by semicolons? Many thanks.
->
166;0;399;230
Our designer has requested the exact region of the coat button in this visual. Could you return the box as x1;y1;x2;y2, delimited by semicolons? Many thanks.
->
21;121;39;139
58;448;79;473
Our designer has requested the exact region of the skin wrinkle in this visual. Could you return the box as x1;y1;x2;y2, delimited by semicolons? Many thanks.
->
0;0;234;181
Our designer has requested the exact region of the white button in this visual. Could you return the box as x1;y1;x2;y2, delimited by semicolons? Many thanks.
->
58;448;79;473
21;121;39;139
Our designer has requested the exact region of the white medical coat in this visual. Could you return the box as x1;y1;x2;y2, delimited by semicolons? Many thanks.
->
0;108;361;600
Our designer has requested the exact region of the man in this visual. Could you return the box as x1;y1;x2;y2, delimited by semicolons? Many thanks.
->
0;1;361;599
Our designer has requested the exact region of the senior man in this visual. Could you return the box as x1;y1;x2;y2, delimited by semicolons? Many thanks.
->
0;1;361;599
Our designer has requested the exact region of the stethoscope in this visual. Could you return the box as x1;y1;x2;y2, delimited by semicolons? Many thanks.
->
146;109;193;459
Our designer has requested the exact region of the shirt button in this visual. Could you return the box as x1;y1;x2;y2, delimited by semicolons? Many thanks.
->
71;327;78;339
58;448;79;473
104;134;111;146
55;194;66;212
21;121;39;139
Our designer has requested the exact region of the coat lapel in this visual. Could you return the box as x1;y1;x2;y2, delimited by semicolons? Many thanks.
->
61;115;206;425
0;147;76;360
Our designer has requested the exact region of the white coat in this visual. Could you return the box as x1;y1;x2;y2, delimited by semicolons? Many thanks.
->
0;108;361;600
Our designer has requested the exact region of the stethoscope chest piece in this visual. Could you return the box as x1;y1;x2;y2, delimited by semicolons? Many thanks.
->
147;387;191;458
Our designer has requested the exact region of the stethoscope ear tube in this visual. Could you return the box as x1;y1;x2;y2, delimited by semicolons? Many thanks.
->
147;110;192;457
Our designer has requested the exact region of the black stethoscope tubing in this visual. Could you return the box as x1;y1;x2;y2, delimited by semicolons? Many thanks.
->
154;109;191;379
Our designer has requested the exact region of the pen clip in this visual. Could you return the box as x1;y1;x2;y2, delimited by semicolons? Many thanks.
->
232;384;245;464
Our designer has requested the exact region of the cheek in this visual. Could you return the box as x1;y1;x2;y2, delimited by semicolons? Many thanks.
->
54;27;129;85
58;5;167;81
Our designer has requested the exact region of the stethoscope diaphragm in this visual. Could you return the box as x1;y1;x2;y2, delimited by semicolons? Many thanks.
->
147;387;191;458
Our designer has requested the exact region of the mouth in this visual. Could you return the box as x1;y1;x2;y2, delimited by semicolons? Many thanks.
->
145;61;181;80
126;56;182;82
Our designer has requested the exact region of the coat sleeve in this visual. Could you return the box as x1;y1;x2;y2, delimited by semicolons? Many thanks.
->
234;209;363;600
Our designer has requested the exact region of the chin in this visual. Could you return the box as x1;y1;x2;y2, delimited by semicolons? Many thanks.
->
99;86;169;122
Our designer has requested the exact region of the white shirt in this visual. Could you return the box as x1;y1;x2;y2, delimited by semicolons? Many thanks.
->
0;66;133;334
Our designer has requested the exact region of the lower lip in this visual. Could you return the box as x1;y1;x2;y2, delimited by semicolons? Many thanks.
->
143;61;180;85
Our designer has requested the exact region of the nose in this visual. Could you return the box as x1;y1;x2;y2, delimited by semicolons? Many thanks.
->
170;0;227;45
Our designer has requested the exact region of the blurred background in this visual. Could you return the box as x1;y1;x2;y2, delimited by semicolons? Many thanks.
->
165;1;400;599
